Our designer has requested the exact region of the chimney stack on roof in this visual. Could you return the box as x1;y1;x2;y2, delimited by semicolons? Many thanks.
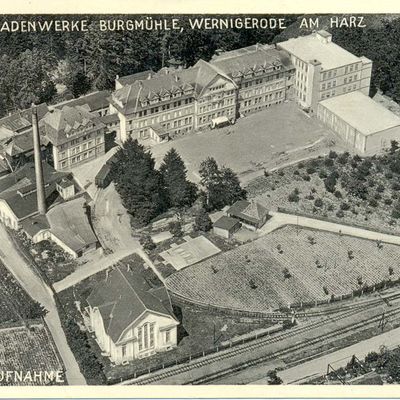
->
32;104;47;215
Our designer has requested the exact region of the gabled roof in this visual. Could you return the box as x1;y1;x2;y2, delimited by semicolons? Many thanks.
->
227;200;268;225
213;215;241;231
116;70;155;87
42;105;105;146
46;197;98;253
52;90;111;113
110;60;236;115
87;267;176;343
211;47;294;78
0;162;69;220
0;103;49;134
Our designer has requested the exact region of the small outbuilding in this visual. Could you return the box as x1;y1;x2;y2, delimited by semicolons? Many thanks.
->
227;200;269;230
213;216;241;239
95;164;112;189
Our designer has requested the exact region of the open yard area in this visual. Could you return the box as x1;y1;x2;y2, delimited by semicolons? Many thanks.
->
150;102;338;183
0;324;64;385
166;225;400;312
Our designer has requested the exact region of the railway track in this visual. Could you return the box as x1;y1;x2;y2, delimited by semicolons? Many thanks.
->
122;291;400;385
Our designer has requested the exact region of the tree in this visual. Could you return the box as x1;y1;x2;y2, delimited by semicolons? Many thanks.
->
139;234;156;252
199;157;246;211
194;207;212;232
160;148;197;208
111;138;167;226
168;221;183;238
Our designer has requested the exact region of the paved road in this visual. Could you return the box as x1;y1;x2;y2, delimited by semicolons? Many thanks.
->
0;225;86;385
53;248;139;292
251;325;400;384
262;211;400;245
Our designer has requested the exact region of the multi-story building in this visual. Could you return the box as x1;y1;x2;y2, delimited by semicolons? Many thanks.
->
41;105;106;170
278;30;372;112
109;49;296;143
210;45;295;116
109;60;237;142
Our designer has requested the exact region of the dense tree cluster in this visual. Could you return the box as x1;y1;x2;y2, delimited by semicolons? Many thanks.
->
0;14;295;117
111;140;198;226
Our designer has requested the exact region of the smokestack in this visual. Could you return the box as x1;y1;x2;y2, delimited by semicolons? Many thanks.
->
32;104;46;215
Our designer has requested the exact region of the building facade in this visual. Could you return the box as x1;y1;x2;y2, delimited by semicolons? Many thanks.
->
87;267;179;363
109;49;295;143
41;105;106;170
210;45;295;117
278;30;372;112
109;60;238;143
317;91;400;155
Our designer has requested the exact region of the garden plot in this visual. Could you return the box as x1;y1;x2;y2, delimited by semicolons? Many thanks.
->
0;324;64;385
166;226;400;312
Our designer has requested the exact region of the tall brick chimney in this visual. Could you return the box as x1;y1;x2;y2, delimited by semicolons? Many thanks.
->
32;104;47;215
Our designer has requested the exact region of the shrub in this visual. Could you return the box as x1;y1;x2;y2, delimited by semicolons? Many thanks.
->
278;170;285;176
369;198;378;207
266;370;283;385
168;221;183;237
293;187;300;195
374;193;382;200
384;198;393;206
324;175;337;193
302;174;311;181
140;234;156;252
353;154;362;163
368;179;376;187
334;190;342;199
377;184;385;193
324;158;334;167
340;202;351;211
328;150;338;159
319;170;328;179
327;204;334;211
314;198;323;208
297;162;305;169
337;152;349;165
288;192;300;202
392;182;400;191
306;166;316;175
336;210;345;218
282;267;291;279
386;172;394;179
293;170;300;176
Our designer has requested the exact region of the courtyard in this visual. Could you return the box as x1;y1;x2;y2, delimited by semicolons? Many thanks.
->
151;101;341;183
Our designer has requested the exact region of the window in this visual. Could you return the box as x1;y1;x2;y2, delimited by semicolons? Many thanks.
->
138;322;155;351
165;329;171;344
122;345;126;358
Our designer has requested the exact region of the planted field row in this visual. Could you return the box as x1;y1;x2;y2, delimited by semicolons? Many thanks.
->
166;226;400;312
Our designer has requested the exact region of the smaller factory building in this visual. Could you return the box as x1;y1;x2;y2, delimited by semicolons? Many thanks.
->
317;91;400;155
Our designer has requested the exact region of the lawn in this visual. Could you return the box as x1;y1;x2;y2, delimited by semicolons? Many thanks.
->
150;102;334;183
246;150;400;235
166;225;400;312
